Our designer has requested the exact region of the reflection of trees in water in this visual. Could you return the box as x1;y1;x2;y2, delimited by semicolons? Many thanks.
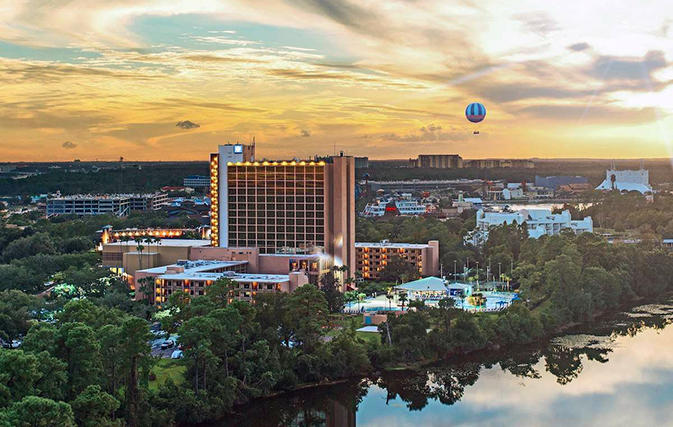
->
544;345;586;385
227;380;368;427
230;308;673;423
376;312;673;410
612;317;670;338
498;350;544;380
376;363;483;410
543;314;672;385
427;364;481;406
379;372;433;411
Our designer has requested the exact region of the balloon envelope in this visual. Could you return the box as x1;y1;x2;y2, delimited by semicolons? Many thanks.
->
466;103;486;123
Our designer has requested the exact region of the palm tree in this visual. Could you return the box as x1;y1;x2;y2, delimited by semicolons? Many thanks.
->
154;236;162;259
143;237;153;269
399;291;408;311
386;293;394;311
137;276;153;304
357;293;366;312
134;238;145;271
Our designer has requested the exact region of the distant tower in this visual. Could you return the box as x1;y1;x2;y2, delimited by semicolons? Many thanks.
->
119;156;124;193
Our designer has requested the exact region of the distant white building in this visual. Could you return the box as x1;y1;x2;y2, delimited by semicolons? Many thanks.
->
46;193;168;217
596;168;652;194
453;194;483;213
361;201;387;217
467;208;593;245
361;198;427;217
502;186;525;200
395;199;427;216
183;175;210;188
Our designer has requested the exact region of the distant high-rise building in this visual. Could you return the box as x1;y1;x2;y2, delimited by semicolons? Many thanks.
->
354;157;369;168
183;175;210;188
411;154;463;168
409;155;533;169
210;144;355;272
464;159;534;168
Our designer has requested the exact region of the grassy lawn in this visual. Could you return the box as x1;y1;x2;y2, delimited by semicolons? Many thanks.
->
149;358;186;391
325;313;382;344
356;331;381;344
531;298;552;314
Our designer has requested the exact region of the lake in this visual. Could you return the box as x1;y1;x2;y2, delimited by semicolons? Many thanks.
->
221;298;673;426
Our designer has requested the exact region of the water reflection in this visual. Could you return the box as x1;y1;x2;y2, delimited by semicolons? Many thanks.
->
225;301;673;427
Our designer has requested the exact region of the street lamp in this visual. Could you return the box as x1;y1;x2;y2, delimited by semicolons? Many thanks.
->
498;262;502;290
476;261;479;290
453;260;457;282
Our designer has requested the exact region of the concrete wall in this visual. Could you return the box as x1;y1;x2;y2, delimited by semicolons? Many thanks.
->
424;240;440;277
190;246;261;272
102;243;193;278
325;155;356;277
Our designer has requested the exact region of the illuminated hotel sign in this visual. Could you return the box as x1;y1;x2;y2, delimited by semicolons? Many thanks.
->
233;144;243;154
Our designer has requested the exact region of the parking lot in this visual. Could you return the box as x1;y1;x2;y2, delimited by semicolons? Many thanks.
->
149;332;181;358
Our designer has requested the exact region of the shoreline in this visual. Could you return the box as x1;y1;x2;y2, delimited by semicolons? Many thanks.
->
229;293;660;410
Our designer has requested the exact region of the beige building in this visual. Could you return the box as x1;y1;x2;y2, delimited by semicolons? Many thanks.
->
210;144;356;276
355;240;440;280
101;240;330;288
408;155;534;169
101;239;211;279
464;159;535;169
410;154;463;169
134;260;309;304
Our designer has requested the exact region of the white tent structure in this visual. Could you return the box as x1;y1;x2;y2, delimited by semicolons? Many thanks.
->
396;277;448;300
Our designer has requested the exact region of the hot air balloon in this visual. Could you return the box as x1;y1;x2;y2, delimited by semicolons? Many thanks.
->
466;102;486;134
466;102;486;123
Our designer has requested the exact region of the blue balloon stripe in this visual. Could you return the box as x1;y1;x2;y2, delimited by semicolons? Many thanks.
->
465;102;486;124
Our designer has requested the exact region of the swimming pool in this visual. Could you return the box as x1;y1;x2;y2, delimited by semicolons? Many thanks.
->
343;291;518;312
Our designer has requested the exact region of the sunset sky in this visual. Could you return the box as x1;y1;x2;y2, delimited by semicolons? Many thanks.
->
1;0;672;161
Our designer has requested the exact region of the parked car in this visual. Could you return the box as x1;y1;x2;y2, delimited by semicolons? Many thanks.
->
171;350;184;359
1;339;22;349
160;340;174;350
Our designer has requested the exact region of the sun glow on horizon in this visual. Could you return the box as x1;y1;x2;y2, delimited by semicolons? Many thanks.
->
0;0;671;162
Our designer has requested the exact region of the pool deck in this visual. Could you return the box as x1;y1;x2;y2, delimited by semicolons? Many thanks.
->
344;291;518;313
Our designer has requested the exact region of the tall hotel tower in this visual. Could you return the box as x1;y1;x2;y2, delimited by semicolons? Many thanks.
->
210;144;355;273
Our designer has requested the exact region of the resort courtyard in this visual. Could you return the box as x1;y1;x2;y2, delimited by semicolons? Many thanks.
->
345;277;518;313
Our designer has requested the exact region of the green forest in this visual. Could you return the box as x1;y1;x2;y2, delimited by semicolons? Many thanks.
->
0;163;208;197
2;192;673;425
361;159;673;185
0;212;200;295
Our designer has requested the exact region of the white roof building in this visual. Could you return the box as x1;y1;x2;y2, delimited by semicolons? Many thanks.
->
596;169;653;194
467;208;593;245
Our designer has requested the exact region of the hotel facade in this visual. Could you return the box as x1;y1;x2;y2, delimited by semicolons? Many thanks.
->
355;240;440;280
210;144;356;273
99;143;442;303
